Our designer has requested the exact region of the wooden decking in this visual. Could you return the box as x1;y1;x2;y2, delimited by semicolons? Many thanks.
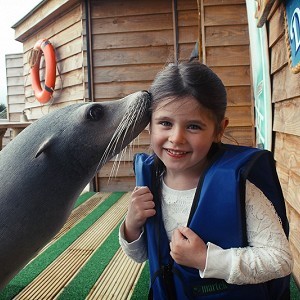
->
1;192;299;300
1;192;149;300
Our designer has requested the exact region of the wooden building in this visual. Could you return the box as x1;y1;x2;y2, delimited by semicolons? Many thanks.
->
9;0;254;191
3;0;300;288
266;0;300;287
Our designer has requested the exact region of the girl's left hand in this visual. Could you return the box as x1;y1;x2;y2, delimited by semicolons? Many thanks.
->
170;226;207;271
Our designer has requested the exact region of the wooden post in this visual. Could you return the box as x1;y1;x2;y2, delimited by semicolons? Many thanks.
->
0;128;7;150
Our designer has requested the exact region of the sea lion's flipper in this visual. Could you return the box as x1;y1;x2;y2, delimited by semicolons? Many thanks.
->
35;136;55;158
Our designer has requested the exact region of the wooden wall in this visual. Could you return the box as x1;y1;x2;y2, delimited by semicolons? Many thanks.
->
9;0;254;193
92;0;199;191
5;53;24;122
268;1;300;287
2;53;25;148
13;0;85;121
201;0;254;147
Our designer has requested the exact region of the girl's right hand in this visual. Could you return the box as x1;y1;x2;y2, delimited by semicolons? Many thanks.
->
124;186;156;242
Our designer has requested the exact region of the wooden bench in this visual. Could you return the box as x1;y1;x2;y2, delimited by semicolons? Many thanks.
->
0;121;31;149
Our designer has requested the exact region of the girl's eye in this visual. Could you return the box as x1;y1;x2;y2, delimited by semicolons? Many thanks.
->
188;124;201;130
160;121;172;127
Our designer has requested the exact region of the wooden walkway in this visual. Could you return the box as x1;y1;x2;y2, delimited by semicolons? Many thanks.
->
1;192;299;300
0;192;149;300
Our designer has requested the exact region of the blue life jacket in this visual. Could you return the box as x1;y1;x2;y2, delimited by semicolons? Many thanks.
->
134;144;290;300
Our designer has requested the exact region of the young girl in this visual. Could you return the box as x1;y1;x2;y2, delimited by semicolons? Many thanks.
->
119;62;293;299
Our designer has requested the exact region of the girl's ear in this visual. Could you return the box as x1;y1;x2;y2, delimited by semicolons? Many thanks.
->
215;118;229;142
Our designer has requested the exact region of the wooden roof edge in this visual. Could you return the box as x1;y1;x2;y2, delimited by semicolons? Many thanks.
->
12;0;82;43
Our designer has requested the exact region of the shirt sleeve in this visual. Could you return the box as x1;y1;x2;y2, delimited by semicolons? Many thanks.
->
118;220;148;263
199;180;294;284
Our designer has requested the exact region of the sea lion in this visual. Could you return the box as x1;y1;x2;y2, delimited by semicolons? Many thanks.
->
0;91;151;289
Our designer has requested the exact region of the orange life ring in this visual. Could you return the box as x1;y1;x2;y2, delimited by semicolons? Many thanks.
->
31;39;56;104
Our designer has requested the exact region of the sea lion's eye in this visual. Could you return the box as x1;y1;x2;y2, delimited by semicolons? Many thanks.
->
87;106;102;121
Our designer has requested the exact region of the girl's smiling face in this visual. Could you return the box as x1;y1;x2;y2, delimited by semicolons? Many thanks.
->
150;96;225;180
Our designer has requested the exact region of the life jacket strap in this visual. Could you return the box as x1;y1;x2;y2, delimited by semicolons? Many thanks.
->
148;264;177;300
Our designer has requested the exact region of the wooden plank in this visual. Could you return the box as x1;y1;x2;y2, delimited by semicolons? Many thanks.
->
94;82;151;100
210;66;251;86
223;126;254;146
290;240;300;287
93;25;196;50
6;67;23;77
93;47;172;67
22;4;83;53
7;77;24;87
7;95;26;105
94;65;162;83
54;37;83;62
177;0;198;11
91;0;171;18
98;176;135;192
7;103;25;114
14;0;81;42
286;170;300;215
25;66;83;92
7;114;22;123
100;145;151;165
23;20;82;72
178;8;198;27
225;106;253;127
40;193;110;251
205;25;249;46
286;202;300;262
92;30;173;50
24;99;82;121
204;5;248;26
206;45;250;66
268;3;285;48
7;86;25;96
14;194;129;299
25;80;84;102
203;0;246;5
270;35;288;74
179;43;200;61
131;130;151;146
276;163;289;200
87;248;145;299
5;54;23;68
24;57;83;98
226;86;252;106
272;66;300;103
274;132;300;177
91;13;173;34
273;99;300;137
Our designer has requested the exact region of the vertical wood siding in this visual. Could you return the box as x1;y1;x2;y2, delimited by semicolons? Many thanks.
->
268;2;300;286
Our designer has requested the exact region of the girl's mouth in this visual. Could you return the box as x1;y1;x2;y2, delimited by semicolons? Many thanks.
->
165;149;189;157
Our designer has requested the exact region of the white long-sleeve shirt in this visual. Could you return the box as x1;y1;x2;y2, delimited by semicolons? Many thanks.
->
119;180;293;284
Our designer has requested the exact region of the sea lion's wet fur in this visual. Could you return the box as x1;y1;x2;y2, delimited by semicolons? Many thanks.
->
0;91;150;289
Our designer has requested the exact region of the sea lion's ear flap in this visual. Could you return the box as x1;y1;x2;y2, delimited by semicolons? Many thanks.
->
35;136;55;158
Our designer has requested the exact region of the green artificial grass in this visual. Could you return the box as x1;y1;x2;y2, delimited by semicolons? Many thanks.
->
130;262;150;300
291;276;300;300
57;222;122;299
73;191;97;209
0;192;124;300
1;191;299;300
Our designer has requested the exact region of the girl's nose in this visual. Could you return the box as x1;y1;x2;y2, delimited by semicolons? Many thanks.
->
169;127;185;144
